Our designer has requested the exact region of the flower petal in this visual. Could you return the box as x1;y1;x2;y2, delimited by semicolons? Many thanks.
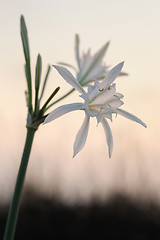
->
44;103;83;124
73;113;90;157
101;62;124;89
75;34;81;71
113;92;124;99
87;84;95;95
107;99;124;108
82;65;107;85
57;62;77;72
91;41;110;67
90;84;116;104
79;42;110;85
53;65;86;95
116;108;147;128
101;117;113;158
80;49;91;77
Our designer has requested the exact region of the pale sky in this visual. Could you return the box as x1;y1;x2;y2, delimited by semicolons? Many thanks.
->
0;0;160;203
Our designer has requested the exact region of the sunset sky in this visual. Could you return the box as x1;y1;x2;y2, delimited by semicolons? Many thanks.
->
0;0;160;204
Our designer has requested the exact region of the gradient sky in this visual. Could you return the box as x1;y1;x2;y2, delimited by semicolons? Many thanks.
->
0;0;160;203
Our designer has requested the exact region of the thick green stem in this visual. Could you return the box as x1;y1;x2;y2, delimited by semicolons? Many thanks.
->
3;128;36;240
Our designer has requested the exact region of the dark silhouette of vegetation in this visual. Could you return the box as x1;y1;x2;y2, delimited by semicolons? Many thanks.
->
1;188;160;240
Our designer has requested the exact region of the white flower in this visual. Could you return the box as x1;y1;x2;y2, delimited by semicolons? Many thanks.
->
44;63;147;158
58;34;110;86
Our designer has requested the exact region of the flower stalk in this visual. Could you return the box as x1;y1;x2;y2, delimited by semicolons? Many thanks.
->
3;15;60;240
3;128;36;240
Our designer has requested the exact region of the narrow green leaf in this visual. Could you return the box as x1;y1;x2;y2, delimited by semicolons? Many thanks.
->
34;54;42;114
35;54;42;90
21;15;32;113
20;15;30;62
44;88;74;112
25;63;32;113
41;87;60;113
39;65;51;102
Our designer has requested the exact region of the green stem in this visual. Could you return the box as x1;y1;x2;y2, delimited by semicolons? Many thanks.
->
3;128;36;240
40;86;60;113
44;88;75;112
39;65;51;102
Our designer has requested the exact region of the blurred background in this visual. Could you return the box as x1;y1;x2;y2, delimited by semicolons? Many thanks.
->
0;0;160;239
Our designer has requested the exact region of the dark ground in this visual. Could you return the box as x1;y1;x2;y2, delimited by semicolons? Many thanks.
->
1;189;160;240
